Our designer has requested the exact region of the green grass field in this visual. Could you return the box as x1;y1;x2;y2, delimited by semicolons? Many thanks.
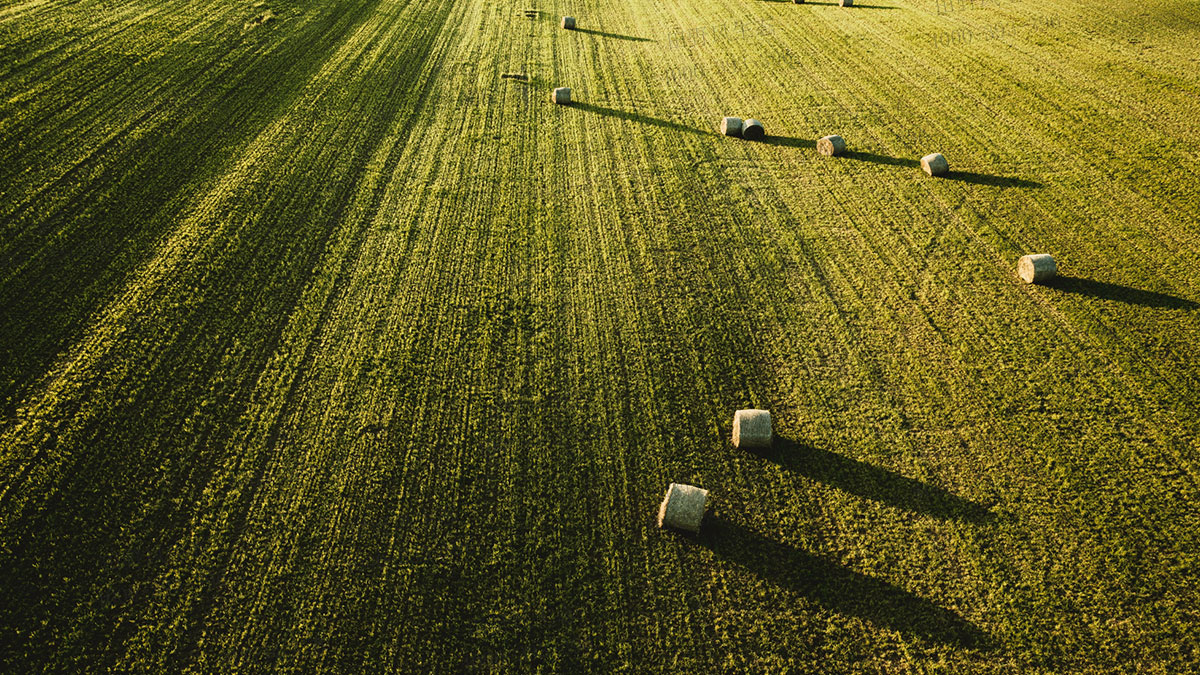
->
2;0;1199;670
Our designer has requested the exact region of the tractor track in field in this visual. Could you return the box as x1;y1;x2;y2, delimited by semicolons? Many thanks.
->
1;0;459;665
0;0;392;412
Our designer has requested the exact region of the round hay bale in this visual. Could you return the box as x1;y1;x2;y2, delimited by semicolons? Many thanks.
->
732;409;772;449
657;483;708;533
561;16;575;29
921;152;949;177
1018;254;1057;284
552;87;572;105
840;0;854;5
720;116;743;137
742;118;765;141
817;134;846;157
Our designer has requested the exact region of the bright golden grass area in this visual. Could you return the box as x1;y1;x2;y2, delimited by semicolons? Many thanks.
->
1;0;1198;670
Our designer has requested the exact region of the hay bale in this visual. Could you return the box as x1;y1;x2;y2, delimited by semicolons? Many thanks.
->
1018;254;1057;284
742;119;765;141
720;116;743;137
561;16;575;29
732;409;772;449
840;0;854;5
552;87;571;105
817;134;846;156
657;483;708;532
921;152;949;176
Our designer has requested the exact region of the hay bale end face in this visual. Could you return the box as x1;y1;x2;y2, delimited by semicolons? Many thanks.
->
720;116;743;137
742;118;765;141
732;409;772;449
1018;254;1058;284
921;152;949;176
657;483;708;533
817;134;846;156
552;87;571;105
561;16;575;29
840;0;854;5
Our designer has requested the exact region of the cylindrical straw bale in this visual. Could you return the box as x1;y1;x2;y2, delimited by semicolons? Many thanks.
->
1018;254;1057;284
921;152;949;176
840;0;853;5
817;135;846;156
720;117;743;137
742;118;765;141
657;483;708;533
732;409;773;449
561;16;575;29
551;87;571;105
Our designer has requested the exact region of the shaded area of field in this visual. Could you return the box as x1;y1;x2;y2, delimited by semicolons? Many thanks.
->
697;516;990;647
1046;277;1200;309
754;438;995;522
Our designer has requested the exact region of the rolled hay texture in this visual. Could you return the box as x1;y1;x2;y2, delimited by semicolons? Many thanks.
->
657;483;708;533
921;152;949;176
742;118;765;141
720;117;743;137
817;134;846;156
561;16;575;29
552;87;571;105
732;409;773;449
1018;254;1058;284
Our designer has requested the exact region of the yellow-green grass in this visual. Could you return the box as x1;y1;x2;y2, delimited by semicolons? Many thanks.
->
1;0;1199;670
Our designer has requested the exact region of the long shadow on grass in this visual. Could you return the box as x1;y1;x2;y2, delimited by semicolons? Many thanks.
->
696;516;989;647
833;153;1042;188
753;438;994;523
761;135;816;149
1043;277;1199;310
803;1;899;8
571;102;703;135
945;171;1043;189
755;146;919;167
574;27;653;42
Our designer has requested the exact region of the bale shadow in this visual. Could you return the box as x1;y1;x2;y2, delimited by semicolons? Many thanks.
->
1044;277;1199;310
761;135;816;149
753;438;995;523
945;171;1043;188
574;27;653;42
803;1;899;7
696;516;990;647
571;102;704;135
843;150;920;168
